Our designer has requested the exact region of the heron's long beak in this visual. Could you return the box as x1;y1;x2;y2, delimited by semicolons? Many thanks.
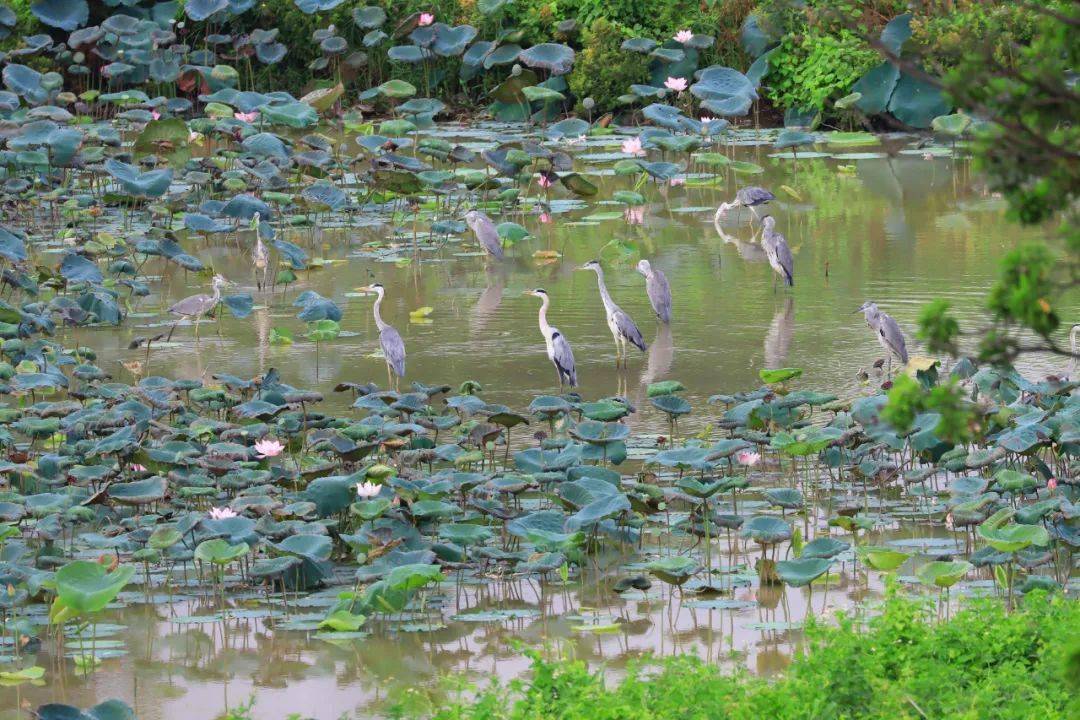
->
357;285;374;294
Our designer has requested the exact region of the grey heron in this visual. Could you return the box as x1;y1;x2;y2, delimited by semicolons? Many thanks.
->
715;186;775;223
166;274;231;341
760;216;794;289
251;212;270;291
525;289;577;388
856;301;908;374
358;283;407;390
636;259;672;324
579;260;646;367
464;210;504;261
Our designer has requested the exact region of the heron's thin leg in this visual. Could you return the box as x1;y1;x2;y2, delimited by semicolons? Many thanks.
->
887;356;892;376
750;206;760;222
194;315;201;342
386;362;393;391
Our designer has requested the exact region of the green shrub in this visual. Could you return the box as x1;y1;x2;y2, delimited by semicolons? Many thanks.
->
764;28;879;114
567;18;649;115
909;0;1041;71
403;589;1080;719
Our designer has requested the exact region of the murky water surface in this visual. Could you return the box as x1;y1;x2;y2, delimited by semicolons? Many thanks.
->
5;125;1075;719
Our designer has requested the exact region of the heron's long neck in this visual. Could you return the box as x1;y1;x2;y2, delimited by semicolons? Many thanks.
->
537;295;553;335
592;269;615;312
212;285;222;302
372;292;388;331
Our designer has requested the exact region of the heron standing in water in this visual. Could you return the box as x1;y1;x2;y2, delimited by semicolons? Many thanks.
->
856;301;908;374
358;283;406;390
464;210;504;261
636;259;672;324
714;186;775;223
525;289;577;388
251;212;270;291
579;260;646;368
760;216;794;289
166;274;231;341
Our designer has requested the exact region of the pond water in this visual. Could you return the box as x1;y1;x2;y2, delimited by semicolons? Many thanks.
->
4;124;1075;720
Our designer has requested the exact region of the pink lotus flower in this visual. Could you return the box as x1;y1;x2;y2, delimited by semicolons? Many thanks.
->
255;438;284;458
356;481;381;499
130;463;147;472
537;174;553;189
189;131;202;142
945;512;954;531
624;206;644;225
235;111;258;123
621;137;645;156
674;30;693;44
208;507;237;520
538;212;552;224
664;76;688;93
418;12;434;26
151;111;161;120
669;177;685;187
700;116;718;124
736;450;761;466
1047;477;1058;491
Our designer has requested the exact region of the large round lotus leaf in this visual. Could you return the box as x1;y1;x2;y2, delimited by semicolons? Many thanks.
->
321;36;348;54
569;420;629;446
860;545;909;571
484;43;522;69
3;64;47;104
880;12;912;56
852;62;900;115
261;101;318;128
776;557;832;587
31;0;88;31
992;468;1036;493
519;43;575;75
650;394;691;417
740;14;774;58
931;112;972;137
388;45;431;63
256;42;287;64
147;526;182;550
774;129;816;149
977;508;1050;552
439;523;493;546
108;477;166;505
649;47;684;63
646;555;700;585
621;37;656;53
38;700;134;720
522;85;565;102
677;477;726;498
888;72;950;129
55;560;135;614
103;159;173;197
378;79;417;98
916;560;972;588
800;537;849;560
184;0;228;21
384;563;443;592
763;487;803;509
353;5;386;28
0;226;27;263
649;447;711;470
250;555;302;579
693;66;755;100
740;515;792;545
434;25;477;57
194;538;250;565
275;533;332;561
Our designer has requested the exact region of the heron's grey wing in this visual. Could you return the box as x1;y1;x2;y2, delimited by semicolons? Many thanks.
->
475;217;504;259
380;325;407;377
550;328;577;386
879;314;908;364
740;186;775;206
614;308;647;351
648;272;672;323
775;236;794;286
169;293;210;316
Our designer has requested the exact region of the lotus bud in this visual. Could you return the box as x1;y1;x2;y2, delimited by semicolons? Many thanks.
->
583;97;595;110
511;64;522;76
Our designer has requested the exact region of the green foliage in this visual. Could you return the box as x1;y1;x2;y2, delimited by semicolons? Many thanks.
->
765;28;879;114
916;298;959;356
0;0;41;53
909;1;1040;70
567;18;649;115
406;589;1080;719
882;374;973;444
